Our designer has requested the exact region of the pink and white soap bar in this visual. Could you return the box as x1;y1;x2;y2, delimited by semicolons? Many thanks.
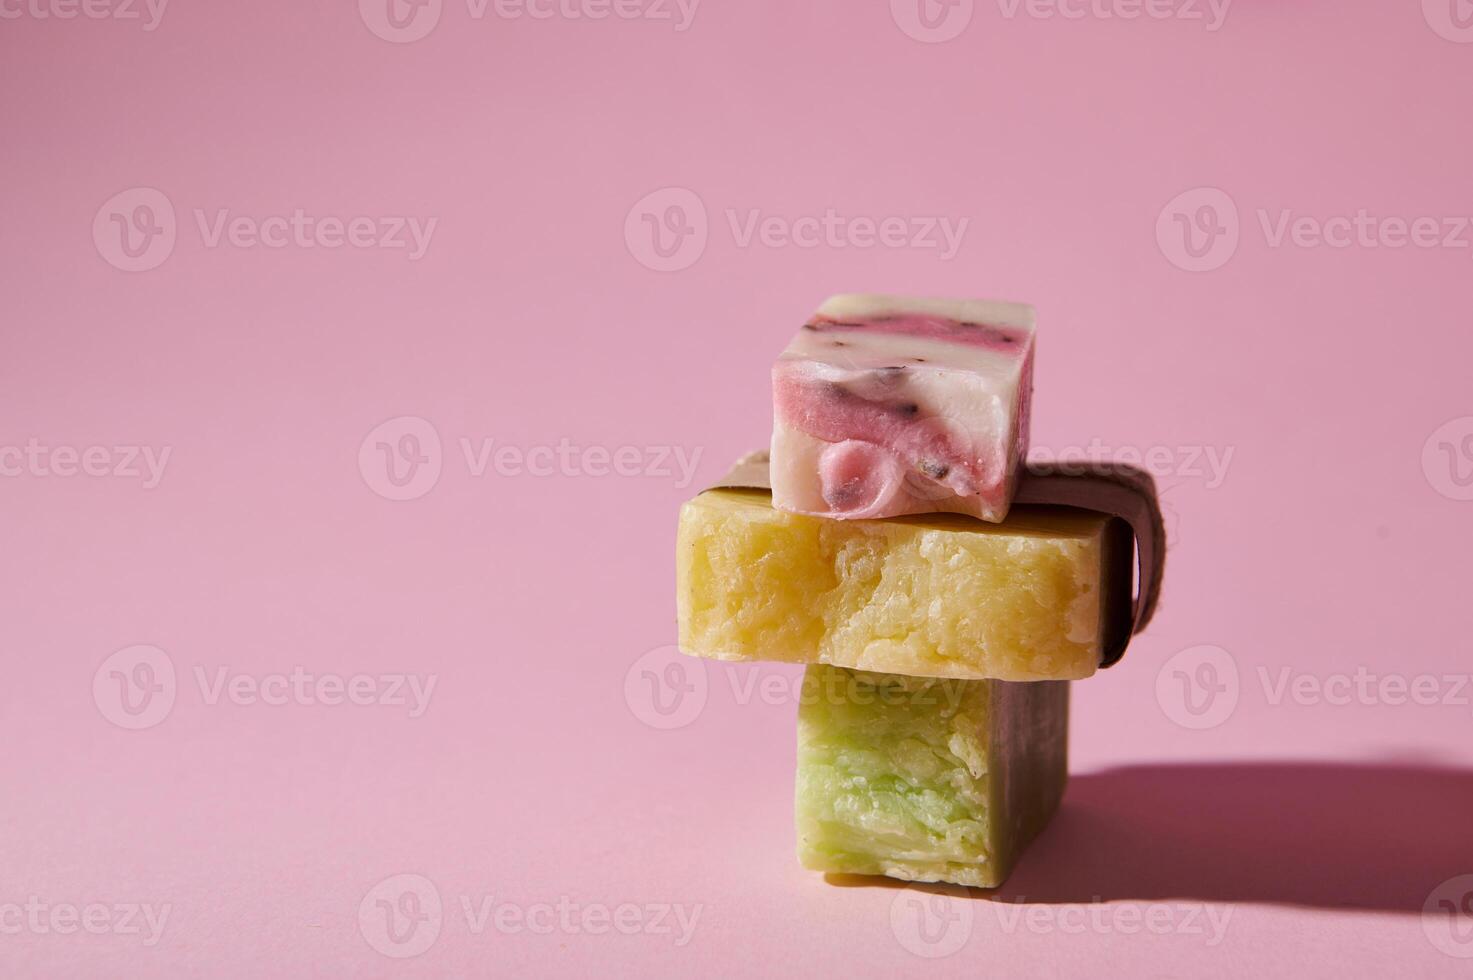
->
771;294;1036;522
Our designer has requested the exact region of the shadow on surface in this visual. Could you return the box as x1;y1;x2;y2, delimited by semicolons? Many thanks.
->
829;761;1473;913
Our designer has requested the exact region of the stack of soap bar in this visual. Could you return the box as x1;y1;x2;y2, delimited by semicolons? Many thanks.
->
771;294;1035;522
796;665;1068;888
675;294;1157;890
676;487;1132;682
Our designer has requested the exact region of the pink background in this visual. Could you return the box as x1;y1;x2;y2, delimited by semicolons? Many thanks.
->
4;0;1473;976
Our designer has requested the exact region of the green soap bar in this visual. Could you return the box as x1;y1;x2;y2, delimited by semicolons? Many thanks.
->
796;665;1068;888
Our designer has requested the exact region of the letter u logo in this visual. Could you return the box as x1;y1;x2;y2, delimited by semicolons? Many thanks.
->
1440;436;1473;488
377;434;430;488
379;891;429;945
109;205;166;259
109;662;162;716
640;206;697;260
641;663;694;716
385;0;431;29
1439;892;1473;941
916;0;961;29
1172;205;1229;259
909;897;961;944
1173;663;1226;716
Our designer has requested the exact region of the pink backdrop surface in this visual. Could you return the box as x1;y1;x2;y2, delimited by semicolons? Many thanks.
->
4;0;1473;976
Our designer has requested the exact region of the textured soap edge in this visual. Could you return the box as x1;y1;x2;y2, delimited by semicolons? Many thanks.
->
794;671;1069;889
704;449;1160;669
815;294;1037;332
675;490;1109;682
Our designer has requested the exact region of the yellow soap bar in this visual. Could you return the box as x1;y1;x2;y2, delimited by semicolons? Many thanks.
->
676;488;1131;681
796;665;1068;888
